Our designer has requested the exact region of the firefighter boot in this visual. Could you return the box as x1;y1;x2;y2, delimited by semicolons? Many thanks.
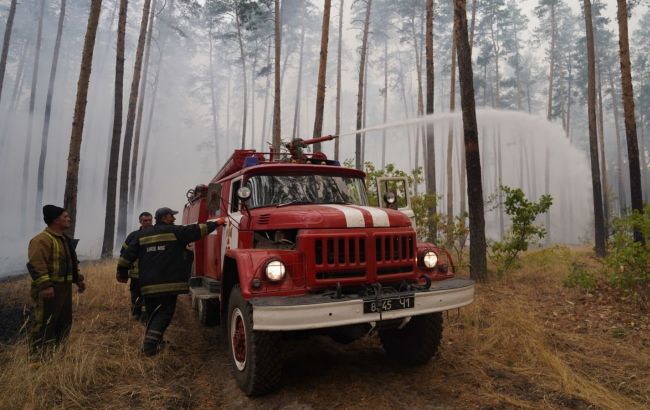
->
142;328;163;356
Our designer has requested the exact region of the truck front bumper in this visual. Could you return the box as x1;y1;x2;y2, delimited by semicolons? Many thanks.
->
250;278;474;331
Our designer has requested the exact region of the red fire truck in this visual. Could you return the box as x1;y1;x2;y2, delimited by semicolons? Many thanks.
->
182;136;474;395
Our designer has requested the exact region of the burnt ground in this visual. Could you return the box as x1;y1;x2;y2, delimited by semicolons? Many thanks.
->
0;274;30;344
0;249;648;409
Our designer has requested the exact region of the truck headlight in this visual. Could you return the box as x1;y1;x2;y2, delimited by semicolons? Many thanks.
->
265;260;286;281
423;251;438;268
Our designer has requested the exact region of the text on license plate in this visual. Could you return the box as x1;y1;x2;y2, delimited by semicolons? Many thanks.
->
363;295;415;314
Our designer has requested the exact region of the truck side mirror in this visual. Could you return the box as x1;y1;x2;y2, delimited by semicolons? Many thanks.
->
207;183;222;212
383;191;396;205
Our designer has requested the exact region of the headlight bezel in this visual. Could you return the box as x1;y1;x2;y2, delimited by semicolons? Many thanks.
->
264;259;286;281
421;250;439;269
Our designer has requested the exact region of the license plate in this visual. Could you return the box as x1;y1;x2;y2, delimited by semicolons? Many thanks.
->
363;295;415;314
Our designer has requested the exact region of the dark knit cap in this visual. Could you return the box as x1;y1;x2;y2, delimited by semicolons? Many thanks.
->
43;205;65;225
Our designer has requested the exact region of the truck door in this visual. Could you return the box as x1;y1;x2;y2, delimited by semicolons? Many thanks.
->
376;176;416;229
205;181;225;279
220;177;243;272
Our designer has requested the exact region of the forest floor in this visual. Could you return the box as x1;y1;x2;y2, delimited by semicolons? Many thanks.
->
0;246;648;409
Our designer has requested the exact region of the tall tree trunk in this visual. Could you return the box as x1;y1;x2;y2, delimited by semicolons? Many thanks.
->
101;0;127;257
584;0;606;256
0;36;30;156
292;24;305;140
9;37;31;113
513;20;522;110
381;38;388;168
130;0;156;209
544;146;550;244
413;15;426;190
489;22;500;108
36;0;67;218
617;0;643;242
227;70;231;147
209;22;219;161
117;0;152;243
63;0;103;236
272;0;282;152
21;0;45;229
608;66;625;213
361;54;368;165
398;62;413;171
334;0;344;160
425;0;437;242
137;50;163;210
250;43;258;150
455;0;486;281
312;0;331;151
0;0;18;103
261;38;271;151
547;3;556;120
469;0;476;51
566;53;573;138
526;65;532;114
355;0;372;170
446;17;458;243
596;58;609;228
235;10;248;148
497;131;503;240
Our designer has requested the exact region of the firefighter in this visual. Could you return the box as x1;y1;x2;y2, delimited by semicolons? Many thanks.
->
116;207;225;356
121;211;153;321
27;205;86;354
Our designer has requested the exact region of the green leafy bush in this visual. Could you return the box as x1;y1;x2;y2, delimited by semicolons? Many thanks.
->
489;186;553;276
604;206;650;304
563;261;597;291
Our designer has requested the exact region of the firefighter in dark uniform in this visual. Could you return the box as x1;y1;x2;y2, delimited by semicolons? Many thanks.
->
27;205;86;353
116;207;224;356
121;211;153;320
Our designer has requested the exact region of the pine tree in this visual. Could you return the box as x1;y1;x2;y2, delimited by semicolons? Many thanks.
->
455;0;487;281
63;0;103;236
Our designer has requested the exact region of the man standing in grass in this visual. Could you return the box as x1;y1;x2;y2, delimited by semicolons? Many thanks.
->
121;211;153;321
27;205;86;354
116;207;224;356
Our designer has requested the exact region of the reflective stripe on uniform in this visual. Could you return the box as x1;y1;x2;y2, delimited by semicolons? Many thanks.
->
118;257;132;268
139;233;176;246
50;275;73;283
42;231;60;275
199;224;207;237
33;275;51;286
140;282;189;295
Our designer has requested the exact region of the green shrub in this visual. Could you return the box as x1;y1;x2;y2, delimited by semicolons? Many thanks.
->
489;186;553;276
604;206;650;304
563;261;597;291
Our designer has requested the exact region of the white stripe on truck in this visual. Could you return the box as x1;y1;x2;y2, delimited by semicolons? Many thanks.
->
319;204;366;228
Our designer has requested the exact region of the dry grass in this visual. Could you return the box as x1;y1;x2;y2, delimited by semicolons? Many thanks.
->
0;248;648;409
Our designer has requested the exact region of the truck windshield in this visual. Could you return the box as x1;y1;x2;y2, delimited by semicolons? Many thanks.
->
246;174;368;208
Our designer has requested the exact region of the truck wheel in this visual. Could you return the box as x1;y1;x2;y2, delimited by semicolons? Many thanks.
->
227;285;281;396
379;313;443;365
198;298;219;326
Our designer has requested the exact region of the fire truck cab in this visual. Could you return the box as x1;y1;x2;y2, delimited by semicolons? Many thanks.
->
183;138;474;396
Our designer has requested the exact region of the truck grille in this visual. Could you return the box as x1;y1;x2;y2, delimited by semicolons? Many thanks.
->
300;229;416;284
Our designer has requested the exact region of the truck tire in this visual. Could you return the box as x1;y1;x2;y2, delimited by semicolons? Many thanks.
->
198;298;219;326
379;313;443;365
227;285;281;396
